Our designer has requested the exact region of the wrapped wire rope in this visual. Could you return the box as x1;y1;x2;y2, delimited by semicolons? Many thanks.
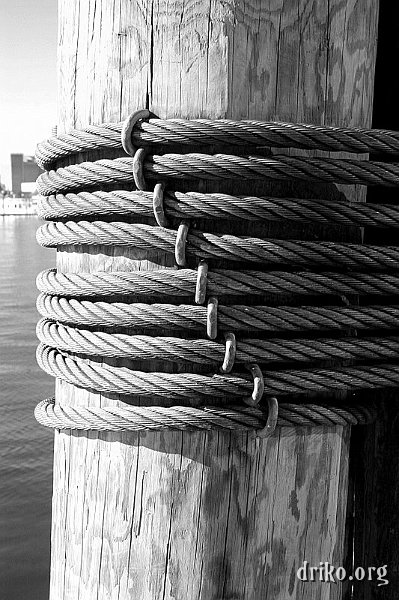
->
36;153;399;195
36;220;399;271
36;318;399;367
37;343;399;402
36;294;399;334
37;189;399;229
36;117;399;171
34;113;399;434
37;267;399;300
35;397;376;432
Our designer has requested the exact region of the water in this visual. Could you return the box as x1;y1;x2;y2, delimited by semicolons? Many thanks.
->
0;217;55;600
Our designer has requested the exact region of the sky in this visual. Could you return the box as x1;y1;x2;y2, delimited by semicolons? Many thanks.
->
0;0;57;190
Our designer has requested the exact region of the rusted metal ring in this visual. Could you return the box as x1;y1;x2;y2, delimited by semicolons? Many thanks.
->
257;396;279;438
133;148;148;191
153;182;169;227
121;108;150;156
245;364;264;407
195;260;208;304
207;297;218;339
175;221;190;266
220;332;236;373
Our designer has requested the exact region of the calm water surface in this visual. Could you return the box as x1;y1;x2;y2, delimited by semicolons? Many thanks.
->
0;217;55;599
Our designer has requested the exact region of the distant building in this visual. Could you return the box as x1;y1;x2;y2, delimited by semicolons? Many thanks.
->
11;154;43;197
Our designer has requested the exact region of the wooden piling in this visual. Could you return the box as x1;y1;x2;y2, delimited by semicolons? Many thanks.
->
351;4;399;597
50;1;379;598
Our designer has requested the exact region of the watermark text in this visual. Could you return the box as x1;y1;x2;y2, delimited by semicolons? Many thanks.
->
297;561;388;586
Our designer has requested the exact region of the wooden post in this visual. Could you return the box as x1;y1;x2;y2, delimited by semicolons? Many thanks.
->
51;1;379;598
350;4;399;597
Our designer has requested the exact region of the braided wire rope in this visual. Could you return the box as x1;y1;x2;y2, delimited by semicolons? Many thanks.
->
36;154;399;195
37;189;399;229
35;118;399;170
37;220;399;271
35;397;376;432
36;267;399;300
37;343;399;400
36;318;399;366
36;294;399;333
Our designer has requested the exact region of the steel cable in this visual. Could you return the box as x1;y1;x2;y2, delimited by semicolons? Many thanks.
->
36;267;399;300
37;220;399;271
37;189;399;229
35;397;376;431
36;318;399;366
37;342;399;400
36;294;399;334
36;154;399;196
35;118;399;170
35;117;399;432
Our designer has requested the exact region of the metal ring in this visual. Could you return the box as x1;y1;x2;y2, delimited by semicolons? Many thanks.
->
195;260;208;304
207;297;218;339
257;396;279;438
121;109;150;156
133;148;148;191
220;332;236;373
244;364;264;407
153;182;169;227
175;221;189;266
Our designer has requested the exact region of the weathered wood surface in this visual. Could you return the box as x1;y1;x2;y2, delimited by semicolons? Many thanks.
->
51;1;379;598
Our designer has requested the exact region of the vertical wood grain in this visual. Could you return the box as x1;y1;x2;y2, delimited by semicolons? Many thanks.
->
51;1;379;598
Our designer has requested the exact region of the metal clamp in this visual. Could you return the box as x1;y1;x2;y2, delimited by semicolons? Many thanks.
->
175;221;189;266
121;109;150;156
245;364;264;407
153;182;169;227
132;147;148;191
195;260;208;304
220;332;236;373
256;396;279;438
207;297;218;339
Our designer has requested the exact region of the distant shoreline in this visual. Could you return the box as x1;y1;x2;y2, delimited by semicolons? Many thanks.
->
0;198;37;216
1;211;37;216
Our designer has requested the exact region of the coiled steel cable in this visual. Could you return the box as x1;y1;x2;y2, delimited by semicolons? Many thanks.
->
36;154;399;195
35;397;376;431
35;118;399;170
35;116;399;432
37;343;399;400
37;189;399;229
36;318;399;366
37;220;399;271
36;294;399;333
35;398;267;431
36;268;399;300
